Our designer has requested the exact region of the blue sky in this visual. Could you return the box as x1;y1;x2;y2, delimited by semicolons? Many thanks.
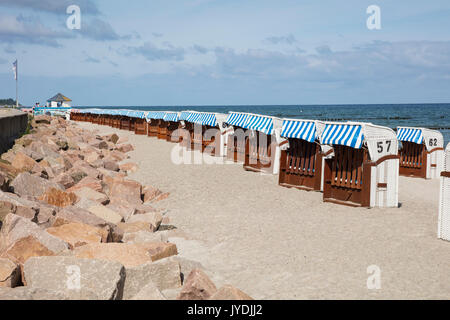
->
0;0;450;106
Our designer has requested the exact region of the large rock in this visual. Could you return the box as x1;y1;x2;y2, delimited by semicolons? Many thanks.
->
1;236;55;265
73;187;108;204
108;178;142;206
72;243;153;268
53;173;75;189
130;281;166;300
23;256;125;300
123;257;181;299
0;214;69;255
105;203;135;221
0;287;69;300
209;285;253;300
117;222;152;233
177;269;217;300
68;176;103;193
46;222;107;248
11;152;38;172
38;188;77;208
88;205;123;225
0;258;20;288
116;144;134;153
142;186;162;203
53;206;109;229
119;162;138;174
10;172;64;198
103;160;119;172
126;212;163;232
0;190;38;221
122;231;168;244
138;242;178;262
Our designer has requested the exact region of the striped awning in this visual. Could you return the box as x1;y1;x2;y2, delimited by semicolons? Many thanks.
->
226;112;249;127
243;114;274;135
146;111;166;120
281;120;316;143
129;111;146;119
321;124;364;149
195;113;217;127
396;127;423;145
179;111;192;121
164;112;179;122
185;112;202;123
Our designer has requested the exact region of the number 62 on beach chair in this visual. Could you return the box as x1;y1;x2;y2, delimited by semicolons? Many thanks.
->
321;122;399;208
397;127;445;179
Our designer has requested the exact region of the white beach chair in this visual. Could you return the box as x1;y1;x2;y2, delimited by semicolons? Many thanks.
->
397;127;444;179
320;121;399;208
438;143;450;241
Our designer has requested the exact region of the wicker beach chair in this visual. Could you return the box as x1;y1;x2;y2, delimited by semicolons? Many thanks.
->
162;112;181;142
278;119;331;192
321;122;399;208
438;143;450;241
224;112;249;163
146;111;167;137
397;127;445;179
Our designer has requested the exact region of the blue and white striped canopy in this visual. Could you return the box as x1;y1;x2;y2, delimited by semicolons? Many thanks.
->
396;127;423;144
226;112;249;128
243;114;274;135
196;113;217;127
185;112;201;123
281;120;316;143
128;111;146;119
321;124;364;149
179;111;192;121
164;112;179;122
146;111;166;120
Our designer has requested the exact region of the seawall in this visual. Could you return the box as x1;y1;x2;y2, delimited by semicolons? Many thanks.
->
0;109;28;154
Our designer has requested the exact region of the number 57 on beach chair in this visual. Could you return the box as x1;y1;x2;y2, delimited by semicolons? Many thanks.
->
321;122;400;208
438;143;450;242
397;127;445;179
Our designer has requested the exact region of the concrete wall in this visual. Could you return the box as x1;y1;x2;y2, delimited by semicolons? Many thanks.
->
0;109;28;154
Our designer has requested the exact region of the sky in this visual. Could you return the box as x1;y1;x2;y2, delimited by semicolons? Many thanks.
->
0;0;450;106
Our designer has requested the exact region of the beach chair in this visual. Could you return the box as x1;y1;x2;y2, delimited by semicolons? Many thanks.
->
119;110;131;130
193;112;228;156
236;113;285;175
397;127;445;179
224;112;250;163
278;119;331;192
178;111;195;145
133;111;148;135
146;111;167;137
438;143;450;241
321;122;399;208
162;112;181;142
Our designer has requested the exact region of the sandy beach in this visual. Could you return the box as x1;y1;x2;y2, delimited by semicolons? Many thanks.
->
75;121;450;300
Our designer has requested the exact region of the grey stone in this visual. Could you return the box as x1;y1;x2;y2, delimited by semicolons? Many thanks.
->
23;256;125;300
10;172;64;198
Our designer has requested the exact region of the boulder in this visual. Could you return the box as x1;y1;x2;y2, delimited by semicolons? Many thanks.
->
11;152;37;172
0;258;20;288
0;287;69;300
107;150;127;162
53;206;109;229
72;243;153;268
116;144;134;153
122;231;168;244
123;257;181;299
68;176;103;193
73;187;108;204
34;115;51;124
117;222;152;233
172;257;204;283
1;235;55;265
142;186;162;203
88;205;123;225
36;206;57;227
10;172;64;198
130;281;166;300
0;214;69;255
53;173;75;189
153;192;170;203
103;160;119;172
0;190;38;221
126;212;163;232
119;162;138;173
46;222;107;248
108;178;142;206
138;242;178;262
23;256;125;300
38;188;77;208
209;285;253;300
176;269;217;300
105;203;135;221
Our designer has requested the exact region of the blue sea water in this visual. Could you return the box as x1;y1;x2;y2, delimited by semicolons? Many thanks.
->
83;104;450;146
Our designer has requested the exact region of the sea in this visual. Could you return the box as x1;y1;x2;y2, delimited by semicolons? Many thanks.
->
80;103;450;146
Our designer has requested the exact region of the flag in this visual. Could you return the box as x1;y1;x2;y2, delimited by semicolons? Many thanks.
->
12;60;17;80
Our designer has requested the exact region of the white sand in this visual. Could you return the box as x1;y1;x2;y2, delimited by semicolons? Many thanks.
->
77;121;450;299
